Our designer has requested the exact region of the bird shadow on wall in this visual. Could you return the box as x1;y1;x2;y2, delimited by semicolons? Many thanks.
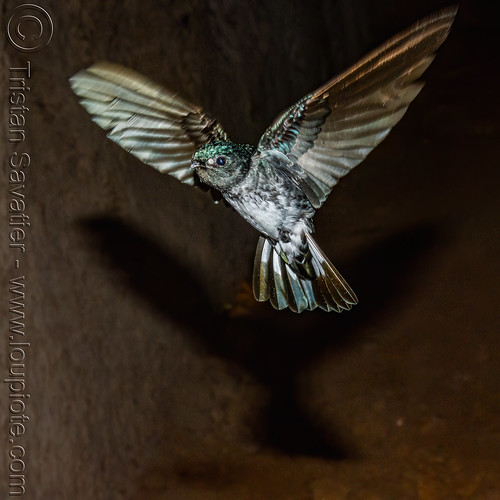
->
79;215;441;460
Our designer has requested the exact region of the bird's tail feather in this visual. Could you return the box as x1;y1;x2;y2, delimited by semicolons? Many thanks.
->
253;235;358;313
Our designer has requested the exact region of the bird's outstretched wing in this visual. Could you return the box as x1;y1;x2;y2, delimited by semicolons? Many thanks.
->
258;6;457;208
70;62;227;187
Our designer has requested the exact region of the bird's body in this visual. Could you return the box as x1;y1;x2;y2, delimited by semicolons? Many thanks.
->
196;144;315;268
226;164;314;257
70;6;457;312
191;139;357;311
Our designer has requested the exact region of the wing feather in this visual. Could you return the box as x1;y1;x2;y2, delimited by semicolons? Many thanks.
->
258;6;457;207
70;61;228;186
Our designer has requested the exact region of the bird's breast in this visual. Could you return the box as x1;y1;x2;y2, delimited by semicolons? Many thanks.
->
225;167;314;240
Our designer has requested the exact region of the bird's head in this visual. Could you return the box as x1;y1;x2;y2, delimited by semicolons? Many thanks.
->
191;141;255;191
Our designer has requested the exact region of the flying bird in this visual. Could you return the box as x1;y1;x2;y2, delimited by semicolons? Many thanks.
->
70;6;456;313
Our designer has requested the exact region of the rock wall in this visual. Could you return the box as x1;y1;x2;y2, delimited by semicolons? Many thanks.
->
1;1;499;498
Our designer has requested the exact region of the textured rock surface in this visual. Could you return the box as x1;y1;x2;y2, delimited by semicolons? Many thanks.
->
1;0;498;498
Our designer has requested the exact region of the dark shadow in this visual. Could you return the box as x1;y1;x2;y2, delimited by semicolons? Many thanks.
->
78;216;213;327
79;215;443;459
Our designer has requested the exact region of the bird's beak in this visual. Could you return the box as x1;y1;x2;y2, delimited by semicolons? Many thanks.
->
191;160;203;170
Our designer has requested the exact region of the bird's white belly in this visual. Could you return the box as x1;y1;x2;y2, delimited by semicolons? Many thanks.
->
228;189;308;242
228;193;281;238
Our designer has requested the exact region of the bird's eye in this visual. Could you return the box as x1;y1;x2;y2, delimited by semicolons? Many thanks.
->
216;156;226;166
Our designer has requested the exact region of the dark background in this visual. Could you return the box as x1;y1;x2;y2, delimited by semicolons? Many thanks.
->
1;0;499;498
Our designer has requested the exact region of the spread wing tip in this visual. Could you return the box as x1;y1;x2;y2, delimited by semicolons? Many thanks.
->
70;61;229;192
